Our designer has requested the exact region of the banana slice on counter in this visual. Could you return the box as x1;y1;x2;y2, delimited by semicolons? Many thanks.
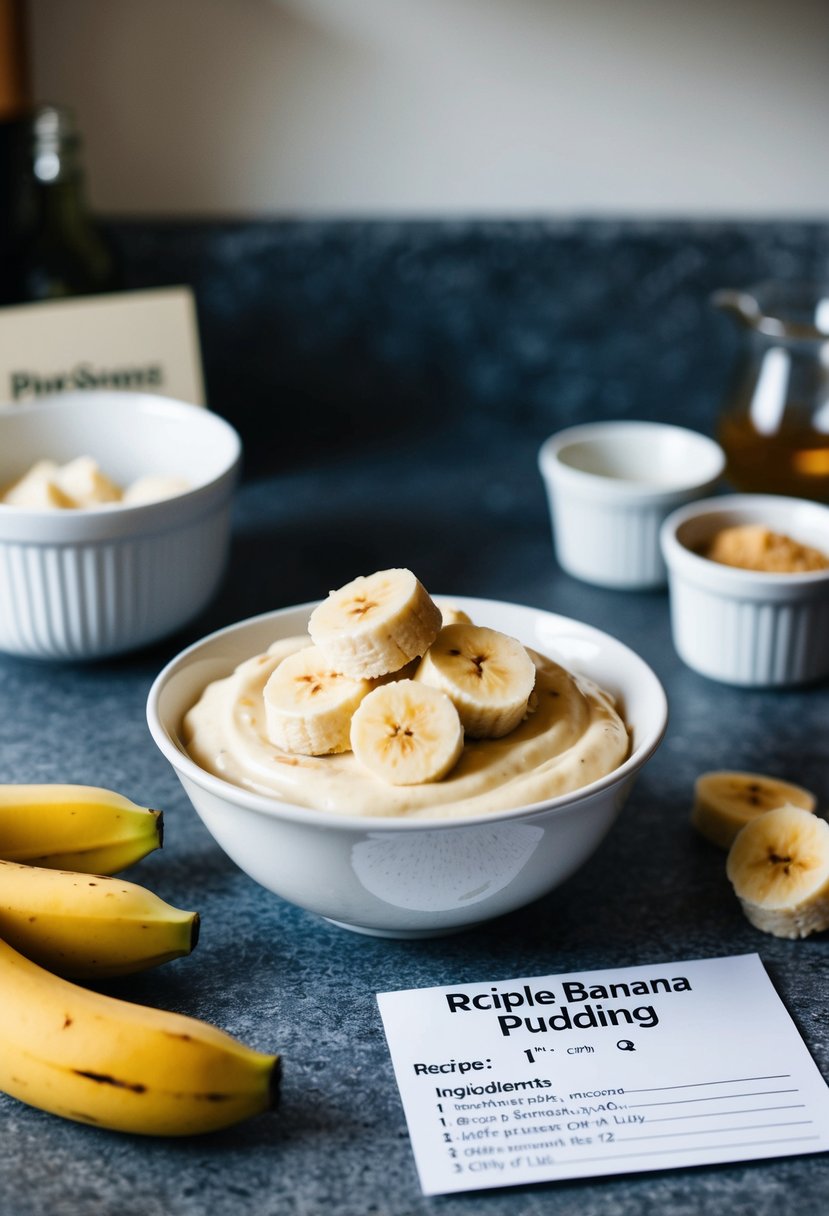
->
415;622;536;739
726;803;829;939
350;680;464;785
308;568;442;679
692;770;817;849
263;645;374;755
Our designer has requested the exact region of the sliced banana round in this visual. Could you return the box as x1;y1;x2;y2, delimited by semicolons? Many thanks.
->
726;803;829;939
55;456;122;506
692;770;817;849
263;645;374;756
433;600;472;626
2;460;75;509
415;622;536;739
350;680;464;786
308;568;442;680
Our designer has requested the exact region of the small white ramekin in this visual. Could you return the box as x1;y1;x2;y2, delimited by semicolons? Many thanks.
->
660;494;829;687
538;421;725;589
0;392;241;661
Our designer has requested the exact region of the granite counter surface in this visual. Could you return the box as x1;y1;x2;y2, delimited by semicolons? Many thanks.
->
1;220;828;1215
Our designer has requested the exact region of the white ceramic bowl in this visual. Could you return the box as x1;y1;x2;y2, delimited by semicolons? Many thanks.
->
147;598;668;938
538;421;725;589
0;392;241;660
660;494;829;687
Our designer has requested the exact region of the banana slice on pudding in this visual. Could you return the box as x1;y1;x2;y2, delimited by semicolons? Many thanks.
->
309;568;442;680
263;645;374;755
350;680;464;785
415;622;536;739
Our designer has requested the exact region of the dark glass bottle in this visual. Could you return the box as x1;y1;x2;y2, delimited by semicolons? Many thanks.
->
3;103;120;304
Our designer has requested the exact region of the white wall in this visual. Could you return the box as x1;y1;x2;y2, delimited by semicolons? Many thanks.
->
27;0;829;218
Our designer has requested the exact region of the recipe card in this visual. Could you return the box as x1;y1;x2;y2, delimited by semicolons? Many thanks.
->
377;954;829;1196
0;286;205;407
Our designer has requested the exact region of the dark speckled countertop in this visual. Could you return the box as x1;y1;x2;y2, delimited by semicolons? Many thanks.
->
1;219;828;1216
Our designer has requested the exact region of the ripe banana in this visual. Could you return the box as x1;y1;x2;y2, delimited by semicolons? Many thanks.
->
0;784;163;874
308;567;442;679
415;622;537;738
726;803;829;939
0;859;198;979
350;679;464;785
263;645;374;755
0;933;280;1135
692;770;817;849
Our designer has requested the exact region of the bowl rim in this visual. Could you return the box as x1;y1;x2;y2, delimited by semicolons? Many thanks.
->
537;420;725;501
0;393;242;541
0;392;241;508
660;493;829;589
146;596;669;834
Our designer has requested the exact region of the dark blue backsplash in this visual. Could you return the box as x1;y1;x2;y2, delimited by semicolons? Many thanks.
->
107;219;829;474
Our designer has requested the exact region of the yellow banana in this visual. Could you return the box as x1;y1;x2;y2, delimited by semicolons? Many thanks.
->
0;933;280;1135
0;784;162;873
0;859;198;978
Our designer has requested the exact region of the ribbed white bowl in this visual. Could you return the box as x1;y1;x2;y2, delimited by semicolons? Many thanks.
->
0;393;241;660
660;494;829;687
538;421;725;589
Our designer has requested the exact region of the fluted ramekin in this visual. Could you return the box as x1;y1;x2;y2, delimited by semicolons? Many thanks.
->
660;494;829;687
538;421;725;589
0;393;241;660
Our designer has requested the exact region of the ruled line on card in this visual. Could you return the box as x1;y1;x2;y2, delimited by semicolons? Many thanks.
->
625;1074;791;1094
617;1119;814;1142
631;1088;799;1108
548;1135;822;1167
648;1103;806;1123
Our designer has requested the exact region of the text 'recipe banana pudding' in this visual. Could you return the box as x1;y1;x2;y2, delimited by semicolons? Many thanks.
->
183;569;630;819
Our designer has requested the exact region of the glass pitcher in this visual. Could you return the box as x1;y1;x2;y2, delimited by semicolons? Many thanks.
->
712;281;829;502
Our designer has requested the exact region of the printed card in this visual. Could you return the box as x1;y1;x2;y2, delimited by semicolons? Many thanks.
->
377;954;829;1195
0;286;205;407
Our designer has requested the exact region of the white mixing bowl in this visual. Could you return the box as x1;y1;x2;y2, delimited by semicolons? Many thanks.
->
0;392;241;659
147;598;668;938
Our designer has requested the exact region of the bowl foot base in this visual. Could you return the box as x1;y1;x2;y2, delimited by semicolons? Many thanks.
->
322;916;472;939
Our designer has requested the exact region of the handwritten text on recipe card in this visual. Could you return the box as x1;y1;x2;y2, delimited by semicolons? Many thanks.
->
377;954;829;1196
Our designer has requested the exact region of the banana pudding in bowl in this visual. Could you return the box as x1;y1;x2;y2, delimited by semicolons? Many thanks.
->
147;571;667;937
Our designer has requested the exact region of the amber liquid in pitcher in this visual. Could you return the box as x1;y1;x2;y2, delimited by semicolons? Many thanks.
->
712;282;829;503
718;411;829;502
